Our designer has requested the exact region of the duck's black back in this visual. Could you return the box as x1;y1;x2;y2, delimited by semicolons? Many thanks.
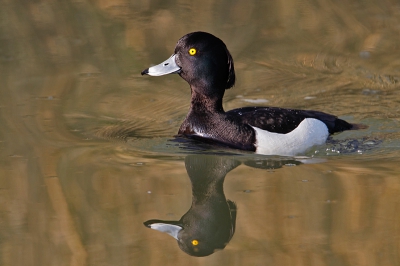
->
227;106;353;134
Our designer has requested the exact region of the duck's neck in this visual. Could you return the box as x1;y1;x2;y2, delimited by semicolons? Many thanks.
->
189;87;225;114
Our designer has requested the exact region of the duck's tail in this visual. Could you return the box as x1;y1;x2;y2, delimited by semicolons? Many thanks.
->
332;118;368;133
350;123;368;131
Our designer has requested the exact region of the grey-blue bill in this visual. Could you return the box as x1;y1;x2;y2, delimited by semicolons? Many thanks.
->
141;54;181;76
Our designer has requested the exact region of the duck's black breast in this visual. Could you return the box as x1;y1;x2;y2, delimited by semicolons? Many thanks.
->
178;110;257;151
227;106;352;134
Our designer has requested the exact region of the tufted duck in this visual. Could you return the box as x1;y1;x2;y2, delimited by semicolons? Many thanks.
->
141;32;357;155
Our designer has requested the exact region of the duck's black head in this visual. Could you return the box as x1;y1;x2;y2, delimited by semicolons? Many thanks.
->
174;32;236;94
142;32;235;98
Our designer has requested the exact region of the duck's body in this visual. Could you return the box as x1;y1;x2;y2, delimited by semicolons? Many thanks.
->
141;32;356;155
179;102;350;155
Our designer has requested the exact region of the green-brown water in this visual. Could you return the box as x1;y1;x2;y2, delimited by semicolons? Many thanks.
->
1;0;400;265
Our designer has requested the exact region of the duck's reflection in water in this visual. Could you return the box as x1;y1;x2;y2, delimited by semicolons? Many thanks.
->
144;155;303;256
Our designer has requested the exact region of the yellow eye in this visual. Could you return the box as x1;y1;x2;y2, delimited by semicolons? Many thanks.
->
192;240;199;246
189;48;197;56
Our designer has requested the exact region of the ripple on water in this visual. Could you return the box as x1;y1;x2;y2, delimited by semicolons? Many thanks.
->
66;84;188;142
323;138;383;155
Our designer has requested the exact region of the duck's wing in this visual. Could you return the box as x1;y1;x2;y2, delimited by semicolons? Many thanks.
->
226;106;353;134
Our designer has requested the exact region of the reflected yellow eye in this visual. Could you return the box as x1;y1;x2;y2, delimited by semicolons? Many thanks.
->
189;48;197;56
192;240;199;246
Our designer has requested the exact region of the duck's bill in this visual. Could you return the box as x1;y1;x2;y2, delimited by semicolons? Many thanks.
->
143;219;183;240
141;54;181;76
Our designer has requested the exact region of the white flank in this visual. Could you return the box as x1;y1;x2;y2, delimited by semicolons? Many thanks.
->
252;118;329;156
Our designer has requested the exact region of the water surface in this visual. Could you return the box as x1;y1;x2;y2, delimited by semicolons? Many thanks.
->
1;0;400;265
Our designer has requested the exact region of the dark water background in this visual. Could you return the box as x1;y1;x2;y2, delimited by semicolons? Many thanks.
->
1;0;400;265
